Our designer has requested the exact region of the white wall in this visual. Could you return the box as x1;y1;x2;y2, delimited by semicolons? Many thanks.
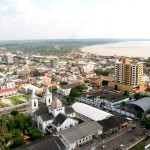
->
55;117;78;132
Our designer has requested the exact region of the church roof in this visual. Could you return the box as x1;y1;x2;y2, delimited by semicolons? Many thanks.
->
34;103;48;116
65;107;74;114
30;91;37;99
45;87;51;95
40;113;54;122
52;114;67;127
51;97;62;109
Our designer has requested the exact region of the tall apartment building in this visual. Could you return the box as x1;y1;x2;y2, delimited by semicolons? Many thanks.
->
115;58;143;86
3;53;13;64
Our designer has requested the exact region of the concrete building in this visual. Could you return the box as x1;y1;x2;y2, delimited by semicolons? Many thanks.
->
3;53;13;64
115;58;143;86
50;58;59;69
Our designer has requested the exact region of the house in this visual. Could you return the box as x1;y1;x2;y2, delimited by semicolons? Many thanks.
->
30;88;78;134
59;121;103;150
21;84;43;95
0;88;17;97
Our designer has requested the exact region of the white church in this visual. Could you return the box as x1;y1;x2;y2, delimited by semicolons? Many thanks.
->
29;88;79;134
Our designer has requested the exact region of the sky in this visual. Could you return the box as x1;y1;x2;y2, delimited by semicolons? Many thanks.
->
0;0;150;40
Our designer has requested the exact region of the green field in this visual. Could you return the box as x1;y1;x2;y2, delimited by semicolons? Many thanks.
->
8;94;29;105
0;101;10;108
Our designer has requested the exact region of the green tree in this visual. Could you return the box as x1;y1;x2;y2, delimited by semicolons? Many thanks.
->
11;110;19;116
72;63;78;67
123;90;129;97
69;85;87;97
102;80;109;86
13;136;25;148
140;118;150;129
121;101;126;106
136;111;143;119
84;79;90;83
32;70;41;77
66;96;75;104
28;127;42;140
51;86;58;92
135;93;142;100
3;133;12;143
60;81;68;85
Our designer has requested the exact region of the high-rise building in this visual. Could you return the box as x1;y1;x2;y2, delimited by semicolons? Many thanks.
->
115;58;143;86
50;58;59;69
3;53;13;64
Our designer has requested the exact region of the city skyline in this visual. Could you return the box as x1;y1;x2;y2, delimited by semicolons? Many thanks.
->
0;0;150;40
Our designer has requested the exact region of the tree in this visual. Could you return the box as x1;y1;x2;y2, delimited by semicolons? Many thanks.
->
60;81;68;85
102;80;109;86
135;93;142;100
3;133;12;143
11;110;19;116
84;79;90;83
121;101;126;106
66;96;75;104
72;63;78;67
123;90;129;97
27;127;42;140
32;70;41;77
114;84;118;90
136;111;143;119
12;136;25;148
140;118;150;129
69;85;87;97
51;86;58;92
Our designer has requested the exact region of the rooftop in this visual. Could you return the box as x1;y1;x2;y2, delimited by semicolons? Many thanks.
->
72;102;113;121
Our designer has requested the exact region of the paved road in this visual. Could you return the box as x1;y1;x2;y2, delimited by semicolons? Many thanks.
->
95;126;144;150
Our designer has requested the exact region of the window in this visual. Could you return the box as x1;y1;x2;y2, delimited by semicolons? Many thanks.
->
34;102;36;107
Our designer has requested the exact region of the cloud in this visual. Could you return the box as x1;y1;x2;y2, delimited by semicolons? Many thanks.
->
0;0;150;40
0;4;9;13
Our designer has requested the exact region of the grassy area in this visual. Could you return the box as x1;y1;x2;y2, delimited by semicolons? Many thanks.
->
130;137;149;150
0;100;10;108
8;94;29;105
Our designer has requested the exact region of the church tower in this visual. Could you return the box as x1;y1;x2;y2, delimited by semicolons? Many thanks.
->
44;87;52;106
29;91;38;113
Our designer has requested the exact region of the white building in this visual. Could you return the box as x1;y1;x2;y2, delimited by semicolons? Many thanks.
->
30;88;78;134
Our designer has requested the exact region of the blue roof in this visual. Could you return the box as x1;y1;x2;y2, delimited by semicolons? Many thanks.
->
45;87;51;95
30;91;37;99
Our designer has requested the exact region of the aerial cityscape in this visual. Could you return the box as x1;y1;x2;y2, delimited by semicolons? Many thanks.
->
0;0;150;150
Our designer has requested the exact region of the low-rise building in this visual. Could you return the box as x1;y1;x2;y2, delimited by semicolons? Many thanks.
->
0;88;17;97
59;121;103;150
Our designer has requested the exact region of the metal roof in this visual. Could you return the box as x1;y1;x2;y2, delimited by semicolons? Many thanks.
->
72;102;113;121
59;121;103;143
130;97;150;112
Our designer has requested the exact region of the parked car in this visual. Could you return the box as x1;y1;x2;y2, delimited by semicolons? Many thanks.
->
128;128;132;132
102;145;107;149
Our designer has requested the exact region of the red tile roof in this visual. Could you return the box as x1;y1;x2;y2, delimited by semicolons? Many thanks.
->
0;88;17;94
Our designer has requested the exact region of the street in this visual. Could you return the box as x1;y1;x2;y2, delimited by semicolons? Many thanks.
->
95;125;144;150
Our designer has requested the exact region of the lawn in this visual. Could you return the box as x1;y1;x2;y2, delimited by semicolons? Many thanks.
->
8;94;29;105
0;100;10;108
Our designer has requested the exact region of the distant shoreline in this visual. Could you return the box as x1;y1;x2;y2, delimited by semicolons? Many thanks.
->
81;41;150;58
